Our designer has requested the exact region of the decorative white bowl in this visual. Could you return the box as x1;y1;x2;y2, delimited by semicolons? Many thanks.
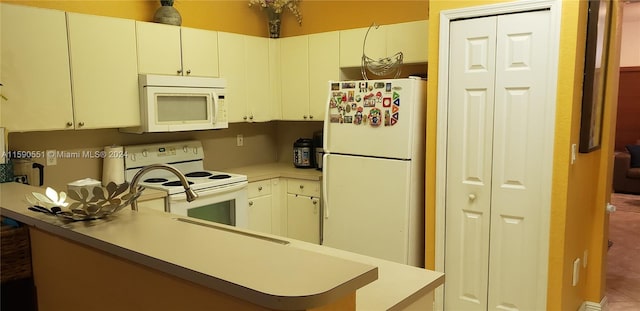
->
26;182;144;221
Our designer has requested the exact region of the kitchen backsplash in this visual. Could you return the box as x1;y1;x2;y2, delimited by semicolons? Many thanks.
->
8;121;322;190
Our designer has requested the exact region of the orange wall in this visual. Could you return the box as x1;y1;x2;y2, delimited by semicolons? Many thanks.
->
2;0;428;37
426;0;622;310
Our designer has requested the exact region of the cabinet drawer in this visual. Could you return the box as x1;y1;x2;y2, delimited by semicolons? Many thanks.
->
287;179;320;197
248;180;272;197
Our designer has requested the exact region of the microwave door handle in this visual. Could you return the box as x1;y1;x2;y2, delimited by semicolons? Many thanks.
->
212;92;218;123
169;182;248;202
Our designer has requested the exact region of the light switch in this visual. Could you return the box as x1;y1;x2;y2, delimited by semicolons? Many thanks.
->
572;258;580;286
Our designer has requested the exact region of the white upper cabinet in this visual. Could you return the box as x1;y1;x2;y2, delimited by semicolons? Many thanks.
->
340;25;386;68
67;13;140;129
269;39;282;120
386;20;428;64
281;32;339;121
180;27;220;77
308;31;339;121
218;32;247;122
280;35;310;121
136;22;182;76
0;3;427;132
0;4;73;132
245;36;272;122
340;20;428;68
136;21;219;77
218;32;272;123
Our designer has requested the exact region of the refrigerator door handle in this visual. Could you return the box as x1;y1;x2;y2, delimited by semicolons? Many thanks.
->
322;153;329;219
323;80;332;152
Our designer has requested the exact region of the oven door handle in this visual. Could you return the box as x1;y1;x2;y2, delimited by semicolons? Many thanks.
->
169;181;248;202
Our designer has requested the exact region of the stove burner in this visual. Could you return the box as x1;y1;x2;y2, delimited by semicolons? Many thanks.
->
185;171;213;178
162;181;194;187
209;174;231;180
144;178;168;183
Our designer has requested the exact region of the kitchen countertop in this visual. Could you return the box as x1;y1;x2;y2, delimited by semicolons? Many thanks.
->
0;182;444;310
224;162;322;182
0;182;375;310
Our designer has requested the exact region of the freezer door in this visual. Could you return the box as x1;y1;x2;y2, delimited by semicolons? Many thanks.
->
322;154;412;264
324;79;426;159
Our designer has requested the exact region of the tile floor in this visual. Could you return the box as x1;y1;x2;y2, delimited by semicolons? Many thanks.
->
606;193;640;311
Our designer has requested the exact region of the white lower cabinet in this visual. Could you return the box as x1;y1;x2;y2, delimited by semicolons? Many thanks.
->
247;177;321;244
286;194;320;244
247;178;282;235
285;179;321;244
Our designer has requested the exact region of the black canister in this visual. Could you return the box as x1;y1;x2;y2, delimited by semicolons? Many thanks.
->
293;138;314;168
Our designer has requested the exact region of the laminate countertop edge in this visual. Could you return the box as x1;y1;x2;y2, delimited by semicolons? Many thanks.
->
223;163;323;182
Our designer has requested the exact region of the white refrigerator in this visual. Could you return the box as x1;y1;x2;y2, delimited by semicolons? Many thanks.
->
321;78;426;267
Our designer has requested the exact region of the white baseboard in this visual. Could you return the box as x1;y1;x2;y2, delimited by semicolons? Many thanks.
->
580;296;609;311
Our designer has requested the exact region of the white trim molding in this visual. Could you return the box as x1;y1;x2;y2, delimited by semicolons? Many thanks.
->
580;296;609;311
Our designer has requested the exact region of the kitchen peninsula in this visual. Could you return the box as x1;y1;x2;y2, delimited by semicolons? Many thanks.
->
0;182;444;311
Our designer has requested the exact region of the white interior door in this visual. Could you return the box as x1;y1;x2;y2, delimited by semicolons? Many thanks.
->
444;15;497;311
445;10;551;311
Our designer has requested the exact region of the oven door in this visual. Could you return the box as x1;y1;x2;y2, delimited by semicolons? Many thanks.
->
168;182;248;228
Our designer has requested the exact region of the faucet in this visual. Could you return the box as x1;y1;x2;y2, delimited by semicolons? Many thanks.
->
129;163;198;211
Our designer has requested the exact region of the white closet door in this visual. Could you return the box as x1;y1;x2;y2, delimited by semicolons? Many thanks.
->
445;15;497;311
487;10;551;311
445;9;551;311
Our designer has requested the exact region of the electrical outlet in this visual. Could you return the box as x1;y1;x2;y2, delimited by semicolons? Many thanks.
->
236;134;244;147
572;258;581;286
46;150;57;166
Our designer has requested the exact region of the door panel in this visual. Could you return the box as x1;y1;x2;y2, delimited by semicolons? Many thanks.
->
445;15;496;311
488;11;551;311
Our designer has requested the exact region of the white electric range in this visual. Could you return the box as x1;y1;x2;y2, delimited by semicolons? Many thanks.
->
123;140;248;228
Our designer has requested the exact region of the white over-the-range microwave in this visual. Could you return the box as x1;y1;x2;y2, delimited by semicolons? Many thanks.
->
121;74;228;133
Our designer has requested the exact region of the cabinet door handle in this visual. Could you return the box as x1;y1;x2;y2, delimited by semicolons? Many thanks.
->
258;186;263;191
299;185;304;189
312;200;318;214
303;115;308;119
309;115;314;119
177;69;183;75
66;122;73;127
249;201;254;206
469;194;476;201
186;69;191;75
243;116;248;120
78;122;85;127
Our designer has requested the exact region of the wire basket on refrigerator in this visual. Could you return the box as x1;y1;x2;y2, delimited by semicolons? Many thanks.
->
361;23;403;80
